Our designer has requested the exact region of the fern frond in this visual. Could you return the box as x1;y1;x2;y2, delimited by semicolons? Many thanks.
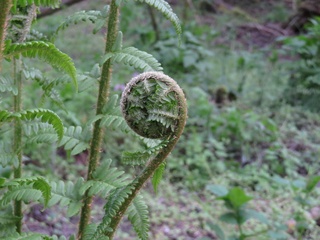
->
122;140;168;165
27;29;49;42
0;142;18;168
0;74;18;95
151;162;165;194
94;186;134;238
135;0;181;39
48;178;83;217
23;122;59;144
2;176;51;207
0;187;42;208
54;8;109;36
13;0;60;8
0;215;20;226
19;108;64;141
0;110;16;123
2;232;51;240
4;41;77;89
79;159;129;198
101;47;163;71
127;194;149;240
58;126;90;155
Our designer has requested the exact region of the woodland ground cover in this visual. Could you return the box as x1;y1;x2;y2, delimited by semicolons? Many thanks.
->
1;0;320;239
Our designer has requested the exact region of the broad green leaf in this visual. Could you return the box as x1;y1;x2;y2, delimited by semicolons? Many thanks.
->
206;184;228;197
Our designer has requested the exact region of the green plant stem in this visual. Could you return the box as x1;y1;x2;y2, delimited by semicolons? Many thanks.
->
77;1;119;238
13;58;23;233
0;0;13;70
105;80;187;239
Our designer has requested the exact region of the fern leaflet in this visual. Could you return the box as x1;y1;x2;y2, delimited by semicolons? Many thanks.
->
19;108;64;141
135;0;181;40
79;159;129;198
94;186;134;239
100;95;133;133
0;74;18;95
54;7;109;36
2;176;51;207
151;162;165;194
13;0;61;8
4;41;77;89
48;178;83;217
127;194;149;240
122;140;168;165
101;47;163;71
2;232;52;240
0;142;19;168
58;126;90;155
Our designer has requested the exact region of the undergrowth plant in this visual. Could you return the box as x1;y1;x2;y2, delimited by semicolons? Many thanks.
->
0;0;186;239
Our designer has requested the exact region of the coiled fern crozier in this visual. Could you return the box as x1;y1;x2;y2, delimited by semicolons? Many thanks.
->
92;72;187;239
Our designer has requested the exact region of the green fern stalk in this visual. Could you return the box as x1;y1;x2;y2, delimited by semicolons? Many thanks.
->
104;72;187;239
13;58;23;233
0;0;13;70
77;0;120;238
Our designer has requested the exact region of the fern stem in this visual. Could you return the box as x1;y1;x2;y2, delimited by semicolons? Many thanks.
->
105;73;187;239
0;0;13;70
77;0;119;238
13;58;23;233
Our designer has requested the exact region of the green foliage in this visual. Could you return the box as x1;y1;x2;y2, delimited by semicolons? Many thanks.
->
0;74;18;95
134;0;181;40
121;76;179;138
100;94;132;134
19;108;64;141
79;159;129;198
48;178;83;217
151;162;165;194
94;186;134;239
127;194;150;240
122;140;168;165
0;176;51;208
4;41;77;89
58;126;90;155
13;0;60;8
101;47;163;71
206;185;271;239
281;17;320;112
54;7;110;36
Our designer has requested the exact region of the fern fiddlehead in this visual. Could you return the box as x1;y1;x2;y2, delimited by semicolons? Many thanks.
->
99;71;187;239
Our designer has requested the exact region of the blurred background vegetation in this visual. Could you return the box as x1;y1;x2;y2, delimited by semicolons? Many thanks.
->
4;0;320;239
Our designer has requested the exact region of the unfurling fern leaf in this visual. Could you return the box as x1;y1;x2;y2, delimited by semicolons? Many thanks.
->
58;126;90;155
0;75;18;95
127;194;149;240
48;178;83;217
94;186;134;239
4;41;77;89
79;159;129;198
0;176;51;208
134;0;181;40
101;47;163;71
19;108;64;141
